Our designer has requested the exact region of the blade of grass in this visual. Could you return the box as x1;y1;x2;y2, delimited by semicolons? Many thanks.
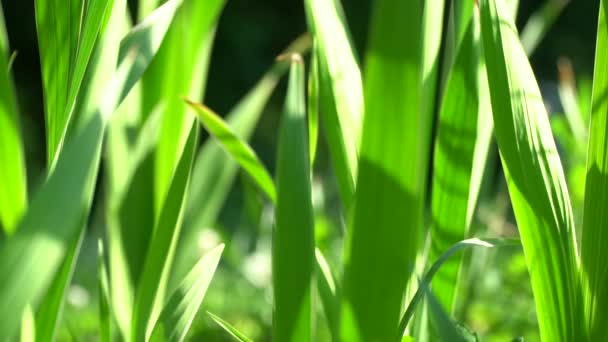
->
479;0;583;340
208;312;254;342
185;101;276;203
308;42;319;167
581;0;608;339
98;241;111;342
425;287;478;342
149;244;224;342
0;0;182;338
304;0;363;209
315;248;339;342
520;0;569;56
272;55;314;342
0;4;27;234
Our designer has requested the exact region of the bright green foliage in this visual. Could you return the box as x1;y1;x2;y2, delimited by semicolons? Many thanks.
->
340;1;428;341
0;5;27;234
35;0;112;166
304;0;363;208
208;312;254;342
480;0;583;340
149;244;224;342
429;7;493;314
273;57;314;342
308;43;320;167
582;0;608;339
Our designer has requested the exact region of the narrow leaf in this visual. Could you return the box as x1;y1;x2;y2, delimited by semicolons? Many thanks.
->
208;312;253;342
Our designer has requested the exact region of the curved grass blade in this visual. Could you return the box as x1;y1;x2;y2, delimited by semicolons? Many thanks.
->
581;0;608;338
396;238;520;340
0;4;27;234
273;56;314;342
479;0;583;340
0;0;182;338
149;244;224;342
304;0;363;208
208;312;253;342
185;100;276;203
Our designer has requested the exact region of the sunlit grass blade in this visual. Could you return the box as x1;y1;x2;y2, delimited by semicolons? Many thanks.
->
273;56;314;342
208;312;254;342
35;0;112;166
581;0;608;339
520;0;569;56
308;42;319;167
185;100;276;203
315;248;339;342
479;0;583;340
149;244;224;342
396;238;520;340
0;0;181;337
429;9;493;314
340;1;428;341
98;241;111;342
304;0;363;208
130;125;199;341
0;4;27;234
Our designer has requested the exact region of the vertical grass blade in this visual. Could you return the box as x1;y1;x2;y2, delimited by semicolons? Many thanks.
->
304;0;363;208
340;1;427;340
0;4;27;234
273;56;314;342
315;248;340;342
429;8;493;314
308;43;320;167
479;0;583;340
149;244;224;342
581;0;608;339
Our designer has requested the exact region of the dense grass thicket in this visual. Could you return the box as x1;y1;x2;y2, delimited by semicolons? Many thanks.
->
0;0;607;341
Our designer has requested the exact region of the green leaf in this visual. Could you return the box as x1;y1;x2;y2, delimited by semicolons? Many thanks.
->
149;244;224;342
315;248;340;342
396;238;520;340
35;0;112;166
0;0;181;338
304;0;363;209
340;1;432;340
0;4;27;234
98;241;112;342
425;288;478;342
308;42;320;167
428;8;493;314
581;0;608;339
273;56;315;342
185;100;277;203
520;0;569;56
208;312;254;342
479;0;583;340
130;125;199;342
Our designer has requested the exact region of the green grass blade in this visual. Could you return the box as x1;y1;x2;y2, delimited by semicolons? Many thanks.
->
0;1;181;338
208;312;254;342
308;42;320;167
520;0;569;56
304;0;363;208
396;238;520;340
149;244;224;342
35;0;112;166
315;248;339;342
428;9;493;314
340;1;428;340
185;100;277;203
98;241;112;342
581;0;608;338
479;0;583;340
273;56;314;342
0;4;27;234
425;287;477;342
130;125;199;342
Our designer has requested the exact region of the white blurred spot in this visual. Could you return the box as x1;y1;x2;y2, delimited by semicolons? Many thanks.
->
67;284;90;309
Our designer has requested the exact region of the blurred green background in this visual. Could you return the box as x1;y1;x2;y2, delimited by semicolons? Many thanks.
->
0;0;600;340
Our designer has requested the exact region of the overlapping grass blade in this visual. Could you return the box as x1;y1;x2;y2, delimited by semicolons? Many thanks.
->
273;56;314;342
397;238;519;340
0;4;27;234
185;101;276;203
340;1;428;340
479;0;583;340
315;248;339;342
0;0;181;337
304;0;363;208
130;124;199;341
98;241;111;342
428;7;493;314
35;0;112;165
149;244;224;342
208;312;254;342
581;0;608;339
